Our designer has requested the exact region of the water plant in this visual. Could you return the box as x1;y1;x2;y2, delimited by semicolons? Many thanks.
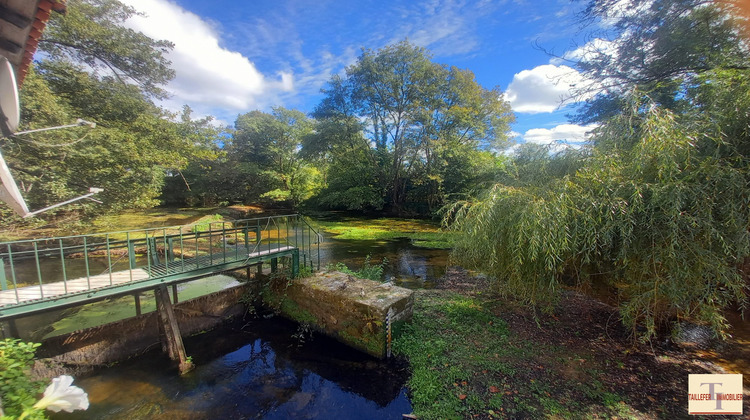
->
326;254;387;281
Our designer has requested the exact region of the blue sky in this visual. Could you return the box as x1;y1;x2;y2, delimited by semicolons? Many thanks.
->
119;0;602;148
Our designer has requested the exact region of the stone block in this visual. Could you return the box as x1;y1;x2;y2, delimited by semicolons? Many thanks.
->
264;271;414;358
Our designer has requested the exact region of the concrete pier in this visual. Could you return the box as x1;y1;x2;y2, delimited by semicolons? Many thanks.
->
263;271;414;359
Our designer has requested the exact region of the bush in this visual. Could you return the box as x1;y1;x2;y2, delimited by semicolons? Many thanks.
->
0;339;44;419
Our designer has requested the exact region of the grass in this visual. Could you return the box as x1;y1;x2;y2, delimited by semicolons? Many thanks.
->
313;218;454;249
393;290;640;419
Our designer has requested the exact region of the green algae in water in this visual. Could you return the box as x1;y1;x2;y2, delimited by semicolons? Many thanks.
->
41;275;240;339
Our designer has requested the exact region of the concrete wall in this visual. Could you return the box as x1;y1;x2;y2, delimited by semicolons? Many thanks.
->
264;271;414;359
35;283;251;376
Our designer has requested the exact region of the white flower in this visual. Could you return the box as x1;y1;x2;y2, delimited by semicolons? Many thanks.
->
33;375;89;413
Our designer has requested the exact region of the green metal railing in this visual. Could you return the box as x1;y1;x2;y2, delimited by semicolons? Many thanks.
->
0;214;321;316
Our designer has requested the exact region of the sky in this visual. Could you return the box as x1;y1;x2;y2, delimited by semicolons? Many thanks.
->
118;0;603;148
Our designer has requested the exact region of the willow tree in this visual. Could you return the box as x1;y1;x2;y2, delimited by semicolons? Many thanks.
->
448;0;750;338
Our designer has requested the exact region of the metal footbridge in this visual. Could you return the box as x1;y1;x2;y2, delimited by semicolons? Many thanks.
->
0;214;321;320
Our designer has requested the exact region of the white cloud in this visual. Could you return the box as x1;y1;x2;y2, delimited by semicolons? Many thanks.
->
522;123;598;145
505;64;596;114
120;0;293;113
550;38;617;66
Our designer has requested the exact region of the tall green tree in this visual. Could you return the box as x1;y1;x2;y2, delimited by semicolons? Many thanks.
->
302;116;384;210
313;40;514;213
227;108;320;206
40;0;174;98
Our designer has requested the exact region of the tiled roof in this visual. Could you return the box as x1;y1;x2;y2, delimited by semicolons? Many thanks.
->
0;0;67;86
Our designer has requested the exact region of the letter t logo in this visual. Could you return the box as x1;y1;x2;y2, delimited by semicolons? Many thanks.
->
700;382;724;410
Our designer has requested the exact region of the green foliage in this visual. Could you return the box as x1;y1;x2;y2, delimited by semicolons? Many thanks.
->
190;214;224;233
327;254;388;282
0;0;222;219
393;292;511;419
448;100;750;338
311;40;514;214
296;264;314;279
574;0;750;123
0;339;44;419
446;0;750;339
42;0;175;98
195;107;322;208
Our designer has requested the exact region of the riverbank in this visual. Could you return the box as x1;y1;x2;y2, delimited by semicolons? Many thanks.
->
394;267;749;419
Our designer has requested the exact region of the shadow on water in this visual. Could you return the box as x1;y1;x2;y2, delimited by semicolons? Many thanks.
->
53;315;411;420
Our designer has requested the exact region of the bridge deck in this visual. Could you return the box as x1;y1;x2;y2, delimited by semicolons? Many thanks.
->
0;245;294;308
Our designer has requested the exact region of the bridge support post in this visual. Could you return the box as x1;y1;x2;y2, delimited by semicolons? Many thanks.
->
134;293;141;316
154;285;193;374
270;258;278;273
292;249;299;278
1;319;19;338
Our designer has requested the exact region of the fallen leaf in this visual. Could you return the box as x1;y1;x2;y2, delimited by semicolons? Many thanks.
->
458;394;467;400
489;386;500;393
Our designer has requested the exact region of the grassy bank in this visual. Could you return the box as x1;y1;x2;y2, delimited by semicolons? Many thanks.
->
313;217;454;249
394;290;634;419
393;279;744;419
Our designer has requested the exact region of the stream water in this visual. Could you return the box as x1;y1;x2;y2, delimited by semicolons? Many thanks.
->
53;316;412;420
26;232;452;419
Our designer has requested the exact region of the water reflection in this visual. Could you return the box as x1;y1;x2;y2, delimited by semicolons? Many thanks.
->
318;237;449;288
53;316;411;420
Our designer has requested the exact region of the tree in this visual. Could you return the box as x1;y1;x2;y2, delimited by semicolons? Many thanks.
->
303;116;384;210
0;0;220;221
448;0;750;339
227;108;320;207
313;40;514;214
40;0;174;98
573;0;750;123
